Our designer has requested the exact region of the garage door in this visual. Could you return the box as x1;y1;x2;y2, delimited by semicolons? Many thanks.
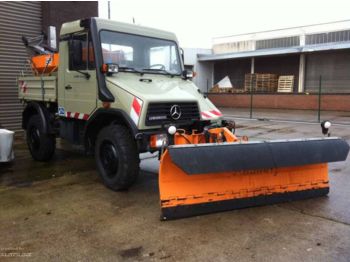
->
0;2;42;131
305;50;350;93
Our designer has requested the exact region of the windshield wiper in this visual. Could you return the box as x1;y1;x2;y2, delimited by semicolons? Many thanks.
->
119;66;144;75
142;68;176;77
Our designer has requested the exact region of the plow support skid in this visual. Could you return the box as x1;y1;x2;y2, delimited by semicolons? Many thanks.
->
159;137;349;220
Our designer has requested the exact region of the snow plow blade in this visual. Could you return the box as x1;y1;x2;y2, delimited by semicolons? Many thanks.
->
159;137;349;220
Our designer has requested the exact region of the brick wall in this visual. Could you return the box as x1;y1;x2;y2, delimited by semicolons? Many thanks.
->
42;1;98;46
208;93;350;111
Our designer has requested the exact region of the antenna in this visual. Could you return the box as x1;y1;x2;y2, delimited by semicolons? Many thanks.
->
108;1;111;19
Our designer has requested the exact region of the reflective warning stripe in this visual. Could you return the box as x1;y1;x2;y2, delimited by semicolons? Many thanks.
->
19;81;27;93
130;97;143;125
65;112;89;120
201;109;222;119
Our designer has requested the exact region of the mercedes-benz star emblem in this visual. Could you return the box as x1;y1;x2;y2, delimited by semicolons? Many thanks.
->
170;105;181;120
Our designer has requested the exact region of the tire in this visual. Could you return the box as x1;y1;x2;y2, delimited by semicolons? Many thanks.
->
26;115;56;161
95;124;140;191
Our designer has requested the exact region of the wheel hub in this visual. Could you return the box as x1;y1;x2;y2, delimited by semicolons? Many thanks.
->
29;127;40;150
100;141;119;176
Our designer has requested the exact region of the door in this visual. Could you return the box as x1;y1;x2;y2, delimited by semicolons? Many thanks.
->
63;32;97;117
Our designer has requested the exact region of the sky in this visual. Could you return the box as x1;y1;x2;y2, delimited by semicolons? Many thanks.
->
98;0;350;49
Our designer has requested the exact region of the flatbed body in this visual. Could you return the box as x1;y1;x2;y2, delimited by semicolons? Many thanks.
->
18;75;57;103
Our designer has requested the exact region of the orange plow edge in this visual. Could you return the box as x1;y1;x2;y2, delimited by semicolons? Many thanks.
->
159;135;349;220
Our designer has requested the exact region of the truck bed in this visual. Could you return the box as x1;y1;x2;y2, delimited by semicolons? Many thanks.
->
18;76;57;102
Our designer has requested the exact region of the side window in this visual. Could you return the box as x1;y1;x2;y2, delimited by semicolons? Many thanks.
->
68;33;87;71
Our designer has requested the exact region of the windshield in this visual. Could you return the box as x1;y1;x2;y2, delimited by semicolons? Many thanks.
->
100;30;182;75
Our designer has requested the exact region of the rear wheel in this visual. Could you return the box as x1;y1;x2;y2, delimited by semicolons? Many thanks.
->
26;115;55;161
95;124;140;191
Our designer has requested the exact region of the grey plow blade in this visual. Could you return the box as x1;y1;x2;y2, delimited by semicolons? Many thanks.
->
168;137;349;175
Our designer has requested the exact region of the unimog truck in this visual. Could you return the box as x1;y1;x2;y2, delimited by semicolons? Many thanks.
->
18;18;349;220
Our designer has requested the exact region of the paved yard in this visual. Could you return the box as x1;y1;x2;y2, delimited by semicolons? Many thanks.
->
0;117;349;261
220;107;350;125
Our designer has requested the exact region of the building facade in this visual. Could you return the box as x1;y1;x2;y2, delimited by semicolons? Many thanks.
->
183;48;213;93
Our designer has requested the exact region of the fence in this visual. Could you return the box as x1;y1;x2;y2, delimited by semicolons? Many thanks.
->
207;76;350;125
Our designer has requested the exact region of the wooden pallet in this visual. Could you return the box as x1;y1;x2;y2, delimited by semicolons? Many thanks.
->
278;75;294;93
209;85;233;93
244;73;278;92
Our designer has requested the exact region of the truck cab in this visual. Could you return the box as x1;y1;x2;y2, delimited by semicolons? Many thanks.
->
59;18;221;145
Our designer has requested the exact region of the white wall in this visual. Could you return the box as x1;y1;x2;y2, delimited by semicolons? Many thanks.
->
184;48;214;92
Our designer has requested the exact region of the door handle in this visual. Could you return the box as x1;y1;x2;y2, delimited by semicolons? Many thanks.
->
65;85;72;90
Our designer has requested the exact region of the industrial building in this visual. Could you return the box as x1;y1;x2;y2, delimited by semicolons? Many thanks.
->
192;20;350;111
0;1;97;130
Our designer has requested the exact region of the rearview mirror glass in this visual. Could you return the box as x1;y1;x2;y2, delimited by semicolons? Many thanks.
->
48;26;57;50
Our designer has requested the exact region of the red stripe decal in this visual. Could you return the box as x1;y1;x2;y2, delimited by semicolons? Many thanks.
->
132;98;141;116
83;114;89;121
64;112;89;120
21;81;27;93
210;110;222;116
201;112;211;118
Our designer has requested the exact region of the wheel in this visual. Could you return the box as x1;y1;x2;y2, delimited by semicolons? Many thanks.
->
95;124;140;191
26;115;55;161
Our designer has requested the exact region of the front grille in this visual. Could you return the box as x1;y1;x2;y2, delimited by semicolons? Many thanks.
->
146;102;200;126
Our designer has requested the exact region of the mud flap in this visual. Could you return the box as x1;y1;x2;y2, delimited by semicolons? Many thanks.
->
159;137;349;220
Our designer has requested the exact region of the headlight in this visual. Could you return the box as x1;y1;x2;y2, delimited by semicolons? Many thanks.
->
101;63;119;76
150;134;168;148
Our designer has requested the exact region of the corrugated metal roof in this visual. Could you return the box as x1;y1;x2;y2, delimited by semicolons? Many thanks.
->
198;42;350;61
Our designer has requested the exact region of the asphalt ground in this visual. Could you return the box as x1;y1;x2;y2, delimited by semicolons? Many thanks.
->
0;114;349;261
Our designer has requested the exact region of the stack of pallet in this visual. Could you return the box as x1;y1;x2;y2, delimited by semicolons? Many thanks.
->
244;73;278;92
209;84;233;93
278;75;294;93
209;85;220;93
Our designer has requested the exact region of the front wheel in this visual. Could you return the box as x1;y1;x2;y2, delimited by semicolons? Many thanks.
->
95;124;140;191
26;115;55;161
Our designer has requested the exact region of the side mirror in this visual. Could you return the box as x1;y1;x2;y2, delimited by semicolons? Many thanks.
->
48;26;57;50
180;48;184;65
69;39;83;67
182;69;193;80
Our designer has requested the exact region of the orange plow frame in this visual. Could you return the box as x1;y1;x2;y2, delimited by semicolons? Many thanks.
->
158;128;348;220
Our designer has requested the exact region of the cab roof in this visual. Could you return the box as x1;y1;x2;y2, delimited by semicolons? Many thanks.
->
60;17;178;42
